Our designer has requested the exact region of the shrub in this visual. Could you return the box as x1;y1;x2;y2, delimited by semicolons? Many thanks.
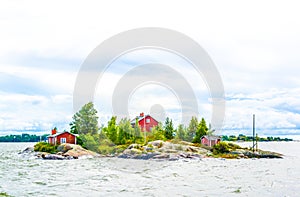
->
227;142;241;150
34;142;58;154
115;145;128;153
220;153;238;159
147;129;166;143
98;145;115;155
213;142;230;154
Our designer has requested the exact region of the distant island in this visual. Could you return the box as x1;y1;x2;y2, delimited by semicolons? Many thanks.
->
222;134;293;142
0;134;49;142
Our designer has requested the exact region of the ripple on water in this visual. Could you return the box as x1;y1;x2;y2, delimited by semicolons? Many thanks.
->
1;142;300;196
33;181;47;185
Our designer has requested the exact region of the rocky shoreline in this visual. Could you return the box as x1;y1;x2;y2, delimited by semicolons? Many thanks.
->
19;143;99;160
117;140;210;161
19;140;283;161
117;140;283;160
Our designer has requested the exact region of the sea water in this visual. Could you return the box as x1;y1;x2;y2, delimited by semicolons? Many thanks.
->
0;142;299;196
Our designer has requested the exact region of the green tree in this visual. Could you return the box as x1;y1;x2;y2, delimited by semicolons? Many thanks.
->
69;121;78;134
164;117;174;139
133;117;142;139
81;133;99;152
70;102;99;135
147;123;166;142
193;117;208;143
117;118;133;145
103;116;118;144
187;116;198;142
176;124;186;140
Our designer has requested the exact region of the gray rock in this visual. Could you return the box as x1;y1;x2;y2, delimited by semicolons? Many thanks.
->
148;140;164;148
57;144;73;153
19;147;34;154
42;154;65;160
169;157;179;161
153;153;170;159
128;144;141;149
123;148;142;155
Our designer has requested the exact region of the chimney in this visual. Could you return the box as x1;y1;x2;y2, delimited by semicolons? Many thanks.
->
51;128;57;135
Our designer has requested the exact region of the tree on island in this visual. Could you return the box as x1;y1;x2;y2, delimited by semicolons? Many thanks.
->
69;102;99;135
187;116;198;142
147;122;166;142
102;116;118;144
133;117;142;139
164;117;174;139
69;102;100;150
117;118;134;145
176;124;187;141
193;117;208;143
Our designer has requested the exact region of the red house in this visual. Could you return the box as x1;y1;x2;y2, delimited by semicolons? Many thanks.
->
47;129;78;145
201;135;221;147
131;113;159;132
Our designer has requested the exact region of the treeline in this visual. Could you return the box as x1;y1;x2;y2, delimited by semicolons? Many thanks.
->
0;134;49;142
68;102;213;154
222;134;293;142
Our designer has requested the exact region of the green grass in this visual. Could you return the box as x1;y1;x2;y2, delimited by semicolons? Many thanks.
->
34;142;58;154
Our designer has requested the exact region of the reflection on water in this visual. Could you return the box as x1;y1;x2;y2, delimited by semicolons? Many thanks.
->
0;142;300;196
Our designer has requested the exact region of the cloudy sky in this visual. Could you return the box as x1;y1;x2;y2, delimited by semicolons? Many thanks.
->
1;0;300;136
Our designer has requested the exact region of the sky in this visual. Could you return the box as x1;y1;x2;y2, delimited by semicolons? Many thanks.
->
0;0;300;136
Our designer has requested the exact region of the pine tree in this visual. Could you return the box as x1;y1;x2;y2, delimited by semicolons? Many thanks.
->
176;124;186;140
187;116;198;142
164;117;174;139
193;117;208;143
133;117;141;139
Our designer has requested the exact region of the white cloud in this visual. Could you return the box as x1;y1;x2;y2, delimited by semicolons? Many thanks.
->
1;0;300;135
224;88;300;135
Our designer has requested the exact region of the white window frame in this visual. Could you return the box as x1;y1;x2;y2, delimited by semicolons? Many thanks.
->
146;118;150;123
60;137;66;144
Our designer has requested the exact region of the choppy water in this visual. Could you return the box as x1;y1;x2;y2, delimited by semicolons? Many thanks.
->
0;142;300;196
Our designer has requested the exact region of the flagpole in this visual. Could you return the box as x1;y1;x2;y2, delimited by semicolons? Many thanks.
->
143;113;146;144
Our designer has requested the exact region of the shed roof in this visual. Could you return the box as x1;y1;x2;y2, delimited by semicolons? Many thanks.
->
202;135;221;141
48;131;78;138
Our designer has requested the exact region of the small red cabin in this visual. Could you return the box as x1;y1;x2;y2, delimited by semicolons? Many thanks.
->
201;135;221;147
131;114;159;132
48;129;78;145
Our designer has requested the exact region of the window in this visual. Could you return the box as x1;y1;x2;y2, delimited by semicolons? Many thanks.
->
146;118;150;123
60;138;66;144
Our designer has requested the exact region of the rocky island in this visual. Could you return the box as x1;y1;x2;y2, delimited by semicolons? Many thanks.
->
20;140;283;161
19;102;282;161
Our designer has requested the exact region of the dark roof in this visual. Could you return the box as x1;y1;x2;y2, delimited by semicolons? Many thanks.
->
48;131;78;138
202;135;221;140
130;115;158;124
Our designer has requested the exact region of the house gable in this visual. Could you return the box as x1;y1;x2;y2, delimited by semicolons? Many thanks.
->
131;115;159;132
48;131;77;145
201;135;221;147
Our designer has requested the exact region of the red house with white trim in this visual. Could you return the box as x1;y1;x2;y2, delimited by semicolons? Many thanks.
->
201;135;221;147
47;129;78;145
131;113;159;132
